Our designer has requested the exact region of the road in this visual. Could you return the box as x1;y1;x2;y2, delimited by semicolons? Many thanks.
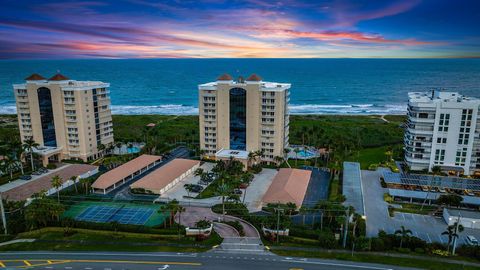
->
0;251;417;270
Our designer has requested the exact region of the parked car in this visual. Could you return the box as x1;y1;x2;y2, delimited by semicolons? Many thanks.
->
233;188;242;195
466;235;479;246
191;185;203;193
38;167;48;173
438;187;447;193
19;175;32;180
421;186;429;192
464;189;475;196
32;171;42;176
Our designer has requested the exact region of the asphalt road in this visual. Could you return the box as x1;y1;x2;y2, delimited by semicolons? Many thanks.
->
0;251;417;270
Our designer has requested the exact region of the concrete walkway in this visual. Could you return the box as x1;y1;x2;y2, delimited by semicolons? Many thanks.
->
178;206;268;254
0;239;35;246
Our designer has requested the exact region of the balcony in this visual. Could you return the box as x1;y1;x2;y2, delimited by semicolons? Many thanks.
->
404;155;430;164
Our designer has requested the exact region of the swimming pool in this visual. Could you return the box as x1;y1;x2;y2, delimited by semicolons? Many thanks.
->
297;149;317;158
126;147;140;154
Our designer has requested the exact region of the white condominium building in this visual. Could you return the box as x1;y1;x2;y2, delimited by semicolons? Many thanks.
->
405;91;480;176
13;73;114;165
198;74;290;164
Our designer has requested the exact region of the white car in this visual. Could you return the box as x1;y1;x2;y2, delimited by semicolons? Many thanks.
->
466;235;479;246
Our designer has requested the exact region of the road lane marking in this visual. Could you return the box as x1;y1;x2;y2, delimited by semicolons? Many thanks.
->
0;261;5;268
66;259;201;266
282;260;393;270
23;260;32;266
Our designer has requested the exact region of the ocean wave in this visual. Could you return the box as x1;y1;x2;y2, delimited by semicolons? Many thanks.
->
288;104;406;115
0;103;407;115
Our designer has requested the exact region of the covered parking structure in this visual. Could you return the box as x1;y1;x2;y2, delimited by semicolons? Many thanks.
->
130;159;200;195
388;188;480;206
91;154;162;194
343;162;365;217
383;172;480;193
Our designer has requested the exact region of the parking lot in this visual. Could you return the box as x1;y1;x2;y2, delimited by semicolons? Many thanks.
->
362;169;480;245
159;162;215;200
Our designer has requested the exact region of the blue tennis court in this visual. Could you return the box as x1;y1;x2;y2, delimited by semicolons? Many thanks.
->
76;205;154;225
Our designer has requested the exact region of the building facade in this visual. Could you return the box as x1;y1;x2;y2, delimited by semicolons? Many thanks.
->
14;73;114;164
199;74;290;163
405;91;480;176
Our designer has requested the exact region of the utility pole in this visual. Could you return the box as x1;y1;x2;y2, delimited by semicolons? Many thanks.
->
320;211;323;231
0;194;7;235
276;208;284;244
342;208;350;248
452;215;461;255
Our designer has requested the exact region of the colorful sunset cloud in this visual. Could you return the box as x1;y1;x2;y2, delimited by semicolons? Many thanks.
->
0;0;479;59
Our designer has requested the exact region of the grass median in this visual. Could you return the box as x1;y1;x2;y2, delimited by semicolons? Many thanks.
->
0;227;222;252
272;249;479;270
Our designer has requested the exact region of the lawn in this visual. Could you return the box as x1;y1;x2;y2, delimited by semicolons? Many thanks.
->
0;227;222;252
392;202;438;215
271;249;480;270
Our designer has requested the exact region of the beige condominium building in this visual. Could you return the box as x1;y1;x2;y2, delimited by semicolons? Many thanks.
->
13;73;114;165
199;74;290;164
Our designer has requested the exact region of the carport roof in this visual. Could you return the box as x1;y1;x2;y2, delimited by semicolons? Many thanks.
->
92;154;161;189
342;162;365;216
388;188;480;206
445;208;480;219
383;172;480;191
130;159;200;192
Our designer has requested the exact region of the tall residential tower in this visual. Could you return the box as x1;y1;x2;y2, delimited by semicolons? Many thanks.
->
14;73;114;165
199;74;290;164
405;91;480;176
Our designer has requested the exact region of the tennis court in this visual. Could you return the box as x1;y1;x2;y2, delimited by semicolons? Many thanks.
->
63;201;167;227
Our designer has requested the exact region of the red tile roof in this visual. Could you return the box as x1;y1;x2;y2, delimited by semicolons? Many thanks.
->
92;154;162;190
217;74;233;80
25;73;46;80
262;168;311;207
130;159;200;193
246;74;262;81
1;164;97;202
49;73;70;81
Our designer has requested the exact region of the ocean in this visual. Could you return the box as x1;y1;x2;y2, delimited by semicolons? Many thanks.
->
1;58;479;115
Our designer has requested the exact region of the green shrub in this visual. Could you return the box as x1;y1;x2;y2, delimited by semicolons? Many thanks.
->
397;247;410;253
46;163;57;169
414;248;425;254
318;231;338;249
368;164;378;171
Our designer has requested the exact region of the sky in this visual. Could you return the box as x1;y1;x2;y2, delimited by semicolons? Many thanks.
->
0;0;479;59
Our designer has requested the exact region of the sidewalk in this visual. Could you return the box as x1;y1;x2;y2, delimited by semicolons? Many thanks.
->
269;245;480;267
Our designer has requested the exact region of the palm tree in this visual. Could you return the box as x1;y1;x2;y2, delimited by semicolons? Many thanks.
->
97;143;106;157
2;155;16;180
176;205;185;239
274;156;284;167
10;140;24;175
293;148;300;167
394;226;412;249
421;165;442;210
216;183;230;221
80;177;90;195
442;222;464;254
70;176;78;193
22;138;39;172
51;175;63;203
194;168;204;177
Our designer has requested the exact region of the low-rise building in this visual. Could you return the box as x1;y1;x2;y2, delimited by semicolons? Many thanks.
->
443;208;480;229
262;168;311;208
